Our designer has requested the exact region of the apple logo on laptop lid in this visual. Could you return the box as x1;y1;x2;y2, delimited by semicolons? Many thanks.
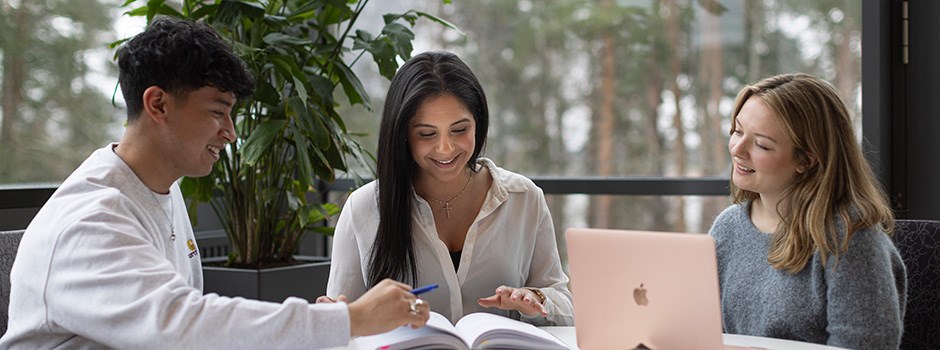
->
633;283;649;306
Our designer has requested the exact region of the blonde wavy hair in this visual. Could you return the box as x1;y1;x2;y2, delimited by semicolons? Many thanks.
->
729;73;894;274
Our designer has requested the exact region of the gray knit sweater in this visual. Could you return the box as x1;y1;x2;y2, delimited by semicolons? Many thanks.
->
709;202;906;349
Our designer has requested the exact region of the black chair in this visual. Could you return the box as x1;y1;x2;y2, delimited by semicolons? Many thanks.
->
1;229;25;336
893;220;940;350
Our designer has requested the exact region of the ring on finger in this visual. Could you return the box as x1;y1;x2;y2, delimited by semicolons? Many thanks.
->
409;299;418;312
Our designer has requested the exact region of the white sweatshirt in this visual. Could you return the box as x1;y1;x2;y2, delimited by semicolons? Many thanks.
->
0;144;350;349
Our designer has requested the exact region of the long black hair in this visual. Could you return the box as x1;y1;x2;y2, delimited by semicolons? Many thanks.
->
367;51;489;287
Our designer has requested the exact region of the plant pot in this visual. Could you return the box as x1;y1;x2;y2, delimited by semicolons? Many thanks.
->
201;256;330;303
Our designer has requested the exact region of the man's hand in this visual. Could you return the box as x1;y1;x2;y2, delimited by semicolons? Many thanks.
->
347;279;430;337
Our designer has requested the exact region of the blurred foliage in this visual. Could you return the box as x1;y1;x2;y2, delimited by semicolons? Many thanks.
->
0;0;117;183
118;0;456;267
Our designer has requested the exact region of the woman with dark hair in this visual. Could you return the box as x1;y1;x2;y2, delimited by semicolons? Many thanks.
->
323;51;574;326
710;73;905;348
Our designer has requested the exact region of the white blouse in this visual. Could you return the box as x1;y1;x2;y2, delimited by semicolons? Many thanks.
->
327;158;574;326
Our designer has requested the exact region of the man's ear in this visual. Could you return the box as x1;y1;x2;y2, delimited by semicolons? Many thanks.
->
141;86;170;124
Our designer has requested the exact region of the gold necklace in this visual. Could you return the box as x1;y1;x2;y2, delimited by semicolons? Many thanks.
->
150;191;176;241
427;173;473;218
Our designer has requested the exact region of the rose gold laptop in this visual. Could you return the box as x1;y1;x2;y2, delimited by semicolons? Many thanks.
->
566;228;725;350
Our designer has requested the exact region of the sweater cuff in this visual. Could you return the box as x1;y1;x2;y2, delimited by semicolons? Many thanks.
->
303;299;351;348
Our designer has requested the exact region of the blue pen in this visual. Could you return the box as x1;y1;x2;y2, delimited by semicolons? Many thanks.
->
410;284;439;295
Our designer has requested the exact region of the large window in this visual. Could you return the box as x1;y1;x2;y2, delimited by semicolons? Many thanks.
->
2;0;862;233
0;2;141;184
339;0;862;231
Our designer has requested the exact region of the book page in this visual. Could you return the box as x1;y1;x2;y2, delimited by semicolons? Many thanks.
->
454;312;569;349
355;311;469;350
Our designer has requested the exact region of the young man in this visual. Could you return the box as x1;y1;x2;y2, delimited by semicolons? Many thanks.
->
0;17;428;349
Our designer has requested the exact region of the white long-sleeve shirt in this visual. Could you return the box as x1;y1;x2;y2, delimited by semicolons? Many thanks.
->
327;158;574;326
0;144;350;349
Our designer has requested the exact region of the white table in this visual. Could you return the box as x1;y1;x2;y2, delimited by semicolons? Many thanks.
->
329;326;846;350
541;326;846;350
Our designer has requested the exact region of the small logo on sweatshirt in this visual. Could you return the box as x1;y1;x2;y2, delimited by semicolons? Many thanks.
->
187;239;199;259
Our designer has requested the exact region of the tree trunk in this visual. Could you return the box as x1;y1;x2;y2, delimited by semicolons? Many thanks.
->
698;2;727;232
643;0;668;230
664;0;686;232
591;0;617;229
744;1;764;83
1;4;28;179
834;18;860;124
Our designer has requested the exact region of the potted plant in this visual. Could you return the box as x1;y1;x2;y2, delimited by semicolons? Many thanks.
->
116;0;457;302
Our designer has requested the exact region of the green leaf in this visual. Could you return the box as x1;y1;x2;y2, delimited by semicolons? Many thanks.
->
284;0;323;21
326;108;348;134
271;55;309;103
383;13;418;26
263;32;311;47
310;147;336;181
108;38;130;50
381;22;415;61
142;0;184;22
292;126;314;191
274;220;287;234
286;190;303;211
306;74;335;108
317;0;354;25
179;175;216;225
306;108;332;150
253;79;281;106
213;0;265;28
271;55;311;104
189;4;219;21
262;187;281;206
291;75;310;108
146;0;165;22
309;226;335;236
261;14;290;28
241;119;286;166
353;34;398;79
415;11;466;37
334;61;371;108
298;206;310;228
124;5;150;17
287;96;313;131
353;29;374;42
307;202;340;224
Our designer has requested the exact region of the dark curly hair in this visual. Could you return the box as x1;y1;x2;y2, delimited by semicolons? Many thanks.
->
117;17;254;121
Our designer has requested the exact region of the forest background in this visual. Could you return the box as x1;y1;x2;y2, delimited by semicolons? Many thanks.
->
0;0;861;258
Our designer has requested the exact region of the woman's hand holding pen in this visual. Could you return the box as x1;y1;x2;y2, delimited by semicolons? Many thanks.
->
346;279;430;337
477;285;549;317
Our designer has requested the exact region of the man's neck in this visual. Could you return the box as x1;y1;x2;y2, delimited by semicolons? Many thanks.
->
114;130;176;194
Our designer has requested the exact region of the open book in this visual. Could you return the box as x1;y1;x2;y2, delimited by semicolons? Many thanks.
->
356;311;569;350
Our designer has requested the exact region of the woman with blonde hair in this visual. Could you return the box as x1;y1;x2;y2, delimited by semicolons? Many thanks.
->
709;73;905;348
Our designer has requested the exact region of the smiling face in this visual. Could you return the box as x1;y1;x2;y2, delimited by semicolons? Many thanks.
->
729;97;804;199
164;86;236;177
408;94;476;185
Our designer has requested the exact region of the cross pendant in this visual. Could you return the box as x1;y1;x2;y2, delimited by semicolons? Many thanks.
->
442;202;451;218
